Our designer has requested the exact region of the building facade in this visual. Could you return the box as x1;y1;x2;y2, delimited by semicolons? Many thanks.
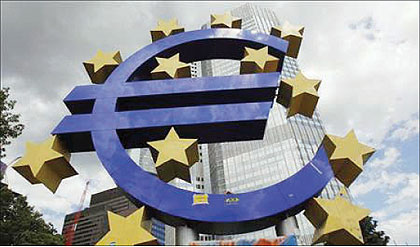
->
130;61;209;243
197;3;351;245
126;3;351;245
61;187;166;245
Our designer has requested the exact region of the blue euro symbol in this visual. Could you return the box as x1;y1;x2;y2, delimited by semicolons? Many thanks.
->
52;29;334;234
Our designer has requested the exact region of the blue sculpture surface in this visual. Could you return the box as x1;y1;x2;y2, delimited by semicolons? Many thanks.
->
52;28;335;234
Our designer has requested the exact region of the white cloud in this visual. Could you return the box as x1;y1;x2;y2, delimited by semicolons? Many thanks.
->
376;208;419;245
384;173;419;210
303;7;420;241
370;147;401;168
372;176;420;245
290;2;419;146
353;167;419;244
390;117;420;141
351;170;416;197
1;2;418;243
351;145;404;197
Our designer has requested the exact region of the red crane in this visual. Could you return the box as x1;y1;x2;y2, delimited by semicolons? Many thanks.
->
64;180;90;246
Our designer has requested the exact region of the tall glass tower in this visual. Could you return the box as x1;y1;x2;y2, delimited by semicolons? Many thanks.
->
128;61;208;245
198;3;351;245
129;3;351;245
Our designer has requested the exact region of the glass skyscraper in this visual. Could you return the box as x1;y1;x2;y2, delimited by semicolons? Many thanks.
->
129;3;351;245
128;60;207;245
198;3;351;245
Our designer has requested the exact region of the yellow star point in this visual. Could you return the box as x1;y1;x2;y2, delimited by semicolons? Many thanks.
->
150;18;184;42
240;46;279;74
210;12;242;29
83;50;122;84
147;127;199;183
304;195;370;245
277;70;321;118
271;21;304;58
96;207;158;246
151;53;191;79
322;130;376;187
12;136;77;193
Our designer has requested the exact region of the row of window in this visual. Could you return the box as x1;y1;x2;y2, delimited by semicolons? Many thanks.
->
196;184;204;189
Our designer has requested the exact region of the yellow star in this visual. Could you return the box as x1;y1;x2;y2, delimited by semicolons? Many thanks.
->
271;21;304;58
304;194;370;245
150;18;184;42
322;130;376;187
12;136;77;193
147;127;199;183
83;50;122;84
96;207;158;246
277;70;321;118
240;46;280;74
151;53;191;79
210;12;242;29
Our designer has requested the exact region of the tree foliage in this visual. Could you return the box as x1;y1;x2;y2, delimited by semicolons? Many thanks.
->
1;88;63;245
361;216;390;245
0;176;64;245
1;87;24;158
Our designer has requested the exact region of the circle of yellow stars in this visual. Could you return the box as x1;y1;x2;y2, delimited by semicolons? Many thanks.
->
12;13;378;247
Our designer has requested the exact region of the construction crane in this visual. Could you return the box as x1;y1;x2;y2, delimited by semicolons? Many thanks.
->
64;180;90;246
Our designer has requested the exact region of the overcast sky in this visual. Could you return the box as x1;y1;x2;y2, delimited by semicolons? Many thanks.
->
1;1;419;245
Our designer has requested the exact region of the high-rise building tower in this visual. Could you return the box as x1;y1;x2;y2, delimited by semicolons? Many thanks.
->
61;187;166;245
196;3;351;245
129;61;208;244
128;3;351;245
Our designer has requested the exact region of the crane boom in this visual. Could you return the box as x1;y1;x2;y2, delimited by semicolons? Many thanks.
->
64;181;90;246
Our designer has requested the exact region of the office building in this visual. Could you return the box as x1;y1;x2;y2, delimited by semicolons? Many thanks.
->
127;3;352;245
197;3;351;245
61;187;166;245
127;50;208;244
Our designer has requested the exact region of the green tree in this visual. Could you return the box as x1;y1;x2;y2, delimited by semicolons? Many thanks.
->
1;87;24;158
361;216;390;245
1;87;63;245
0;176;64;245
